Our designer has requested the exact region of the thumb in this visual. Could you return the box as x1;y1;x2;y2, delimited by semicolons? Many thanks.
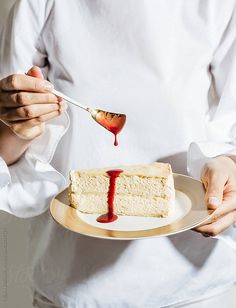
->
26;66;44;79
204;172;226;210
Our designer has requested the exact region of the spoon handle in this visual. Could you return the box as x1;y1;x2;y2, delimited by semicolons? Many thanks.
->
52;89;89;112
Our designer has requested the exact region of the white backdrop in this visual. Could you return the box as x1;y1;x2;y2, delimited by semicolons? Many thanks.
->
0;2;33;308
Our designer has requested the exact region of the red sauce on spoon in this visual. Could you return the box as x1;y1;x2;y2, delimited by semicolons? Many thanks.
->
97;169;123;223
92;110;126;146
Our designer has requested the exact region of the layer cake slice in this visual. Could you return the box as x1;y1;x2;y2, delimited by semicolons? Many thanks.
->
69;162;175;218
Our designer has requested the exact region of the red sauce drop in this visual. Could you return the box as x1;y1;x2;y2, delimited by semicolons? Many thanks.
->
97;169;123;223
114;133;118;146
108;126;121;146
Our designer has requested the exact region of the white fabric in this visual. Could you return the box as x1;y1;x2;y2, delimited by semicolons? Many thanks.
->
32;284;236;308
0;157;11;188
0;0;236;307
167;284;236;308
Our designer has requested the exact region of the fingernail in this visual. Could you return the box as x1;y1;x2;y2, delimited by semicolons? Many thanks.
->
43;80;54;91
208;197;221;207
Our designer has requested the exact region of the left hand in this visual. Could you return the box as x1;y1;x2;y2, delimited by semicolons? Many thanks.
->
194;156;236;236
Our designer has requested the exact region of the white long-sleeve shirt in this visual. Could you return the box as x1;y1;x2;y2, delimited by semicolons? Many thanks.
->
1;1;236;307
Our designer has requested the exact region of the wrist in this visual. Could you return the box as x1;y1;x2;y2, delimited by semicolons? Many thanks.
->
216;155;236;165
226;155;236;164
202;155;235;175
206;155;236;179
0;122;32;165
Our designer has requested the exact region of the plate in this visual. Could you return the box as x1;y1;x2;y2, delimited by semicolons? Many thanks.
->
50;173;212;240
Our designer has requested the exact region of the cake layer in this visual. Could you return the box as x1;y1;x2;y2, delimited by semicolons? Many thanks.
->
70;174;173;199
70;193;173;217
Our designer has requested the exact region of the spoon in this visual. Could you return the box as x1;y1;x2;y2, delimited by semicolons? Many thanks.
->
52;89;126;146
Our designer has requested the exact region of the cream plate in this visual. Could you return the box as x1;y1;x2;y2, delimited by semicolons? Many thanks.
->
50;173;212;240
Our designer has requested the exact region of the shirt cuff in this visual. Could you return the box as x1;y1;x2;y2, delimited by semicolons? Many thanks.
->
0;111;70;218
0;156;11;189
0;157;11;214
26;111;70;163
187;141;236;179
5;157;67;218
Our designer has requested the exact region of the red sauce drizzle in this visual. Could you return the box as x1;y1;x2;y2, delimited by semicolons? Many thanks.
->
97;169;123;223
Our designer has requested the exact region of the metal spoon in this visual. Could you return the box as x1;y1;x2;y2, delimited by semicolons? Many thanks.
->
52;89;126;146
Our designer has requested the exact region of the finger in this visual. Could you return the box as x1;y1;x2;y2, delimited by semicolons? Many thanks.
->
8;109;65;140
27;66;44;79
209;192;236;220
10;109;65;132
0;92;60;107
0;74;53;92
26;67;63;101
194;211;236;237
203;170;227;210
193;191;236;229
2;102;67;127
0;103;61;121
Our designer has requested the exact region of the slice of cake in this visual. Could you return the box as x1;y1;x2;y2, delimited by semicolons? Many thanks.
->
69;163;175;218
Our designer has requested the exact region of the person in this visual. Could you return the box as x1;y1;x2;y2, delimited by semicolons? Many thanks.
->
0;0;236;307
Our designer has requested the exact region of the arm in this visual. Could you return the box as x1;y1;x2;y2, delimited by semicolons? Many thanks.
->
0;121;31;165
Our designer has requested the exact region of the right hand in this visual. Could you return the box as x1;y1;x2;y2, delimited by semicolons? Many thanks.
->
0;66;66;140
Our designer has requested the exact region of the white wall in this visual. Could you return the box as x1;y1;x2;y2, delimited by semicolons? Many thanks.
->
0;2;33;307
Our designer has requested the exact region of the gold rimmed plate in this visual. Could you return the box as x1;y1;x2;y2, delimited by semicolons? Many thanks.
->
50;174;212;240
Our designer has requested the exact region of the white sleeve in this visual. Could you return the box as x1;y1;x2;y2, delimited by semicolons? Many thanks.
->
187;4;236;249
0;0;70;218
188;4;236;179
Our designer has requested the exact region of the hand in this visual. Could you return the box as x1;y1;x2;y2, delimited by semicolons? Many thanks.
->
194;156;236;236
0;66;66;140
